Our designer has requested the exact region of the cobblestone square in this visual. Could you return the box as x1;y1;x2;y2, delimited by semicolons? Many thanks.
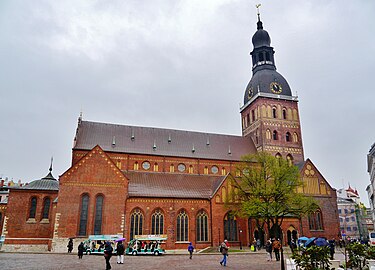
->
0;252;283;270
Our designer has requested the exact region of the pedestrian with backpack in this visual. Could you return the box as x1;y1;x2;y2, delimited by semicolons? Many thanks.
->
219;239;229;266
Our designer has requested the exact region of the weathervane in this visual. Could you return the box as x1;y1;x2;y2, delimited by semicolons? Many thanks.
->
256;3;261;21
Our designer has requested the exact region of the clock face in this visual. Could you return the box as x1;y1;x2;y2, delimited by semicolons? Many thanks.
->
142;161;150;170
177;163;186;172
270;82;282;94
248;87;254;99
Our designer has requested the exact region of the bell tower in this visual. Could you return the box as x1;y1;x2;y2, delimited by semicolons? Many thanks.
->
240;10;304;163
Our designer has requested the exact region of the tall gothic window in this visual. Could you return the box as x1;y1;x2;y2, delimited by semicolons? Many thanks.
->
308;209;324;230
283;109;287;119
94;195;104;235
272;107;277;118
224;212;238;241
273;130;278;140
42;197;51;219
196;210;209;242
29;197;37;219
176;210;188;242
151;209;164;235
130;208;143;240
286;132;291;142
293;132;299;143
78;194;89;236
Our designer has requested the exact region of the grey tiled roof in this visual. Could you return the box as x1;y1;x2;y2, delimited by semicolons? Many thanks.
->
13;171;59;191
125;171;226;199
74;121;257;161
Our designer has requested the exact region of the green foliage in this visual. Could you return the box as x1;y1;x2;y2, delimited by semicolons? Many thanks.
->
366;245;375;260
231;152;319;236
292;246;331;270
346;242;368;269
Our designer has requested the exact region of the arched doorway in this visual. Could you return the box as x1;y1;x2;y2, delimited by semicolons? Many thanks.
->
286;226;298;245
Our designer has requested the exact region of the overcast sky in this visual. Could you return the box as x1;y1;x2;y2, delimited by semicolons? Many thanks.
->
1;0;374;205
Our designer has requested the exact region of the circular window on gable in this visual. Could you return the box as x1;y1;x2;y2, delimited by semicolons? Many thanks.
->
177;163;186;172
211;166;219;174
142;161;151;170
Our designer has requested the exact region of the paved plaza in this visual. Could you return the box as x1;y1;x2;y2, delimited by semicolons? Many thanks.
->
0;252;283;270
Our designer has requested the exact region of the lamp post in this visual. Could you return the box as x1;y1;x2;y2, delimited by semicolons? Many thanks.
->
239;229;243;250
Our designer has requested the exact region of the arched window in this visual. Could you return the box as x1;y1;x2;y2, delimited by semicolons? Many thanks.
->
265;52;270;61
221;167;226;175
204;167;208;175
266;129;271;140
133;162;139;170
283;109;287;119
308;210;324;230
294;133;298;142
188;165;194;174
176;210;189;242
42;197;51;219
154;163;159;172
94;195;104;235
272;107;277;118
273;130;278;140
151;209;164;235
259;52;264;61
78;194;89;236
286;132;291;142
130;208;143;240
286;154;293;165
196;210;209;242
275;153;282;159
29;197;37;219
224;212;237;241
170;164;175;172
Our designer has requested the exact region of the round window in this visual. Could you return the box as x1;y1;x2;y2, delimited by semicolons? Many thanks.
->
211;166;219;174
177;163;186;172
142;161;151;170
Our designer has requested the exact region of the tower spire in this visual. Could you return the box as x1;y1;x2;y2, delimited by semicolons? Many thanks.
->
255;4;263;29
49;157;53;172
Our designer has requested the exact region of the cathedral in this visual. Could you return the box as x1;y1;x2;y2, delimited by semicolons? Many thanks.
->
0;14;340;252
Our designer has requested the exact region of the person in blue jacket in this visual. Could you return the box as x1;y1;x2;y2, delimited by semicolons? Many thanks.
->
188;242;194;259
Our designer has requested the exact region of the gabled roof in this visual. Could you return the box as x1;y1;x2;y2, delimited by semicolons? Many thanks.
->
73;121;257;161
125;171;226;199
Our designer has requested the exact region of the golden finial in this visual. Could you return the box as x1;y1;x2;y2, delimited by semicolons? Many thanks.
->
256;4;261;21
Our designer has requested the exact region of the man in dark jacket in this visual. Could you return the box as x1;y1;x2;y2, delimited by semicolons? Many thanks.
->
77;242;84;259
116;241;125;264
104;242;113;270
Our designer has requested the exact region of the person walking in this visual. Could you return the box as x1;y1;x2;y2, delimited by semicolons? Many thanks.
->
104;241;113;270
328;239;335;260
272;238;281;261
256;238;261;251
67;238;73;253
77;242;84;259
188;242;194;259
219;239;229;266
265;240;273;261
116;241;125;264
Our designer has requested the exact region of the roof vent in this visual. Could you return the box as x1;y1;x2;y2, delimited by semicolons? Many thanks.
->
206;137;210;146
131;129;135;141
192;144;195;153
112;136;116;147
168;134;171;143
228;145;232;155
153;140;157;151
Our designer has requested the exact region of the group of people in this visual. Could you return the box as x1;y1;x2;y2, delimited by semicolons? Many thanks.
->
131;240;159;252
265;238;282;261
67;239;125;270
